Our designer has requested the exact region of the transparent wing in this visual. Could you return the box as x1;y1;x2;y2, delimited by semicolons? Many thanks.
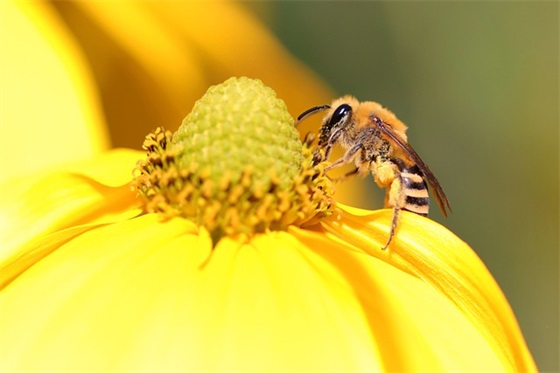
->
371;115;452;216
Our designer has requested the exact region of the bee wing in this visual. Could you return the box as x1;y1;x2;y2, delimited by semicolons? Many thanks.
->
371;115;452;217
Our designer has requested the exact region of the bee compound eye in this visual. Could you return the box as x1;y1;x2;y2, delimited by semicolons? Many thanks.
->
328;104;352;129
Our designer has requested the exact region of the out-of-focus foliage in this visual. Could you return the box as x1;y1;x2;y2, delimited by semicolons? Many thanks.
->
256;2;558;371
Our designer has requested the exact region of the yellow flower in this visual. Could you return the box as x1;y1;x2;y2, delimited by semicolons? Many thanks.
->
0;78;536;372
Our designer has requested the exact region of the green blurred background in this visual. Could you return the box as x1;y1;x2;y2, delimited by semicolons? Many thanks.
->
253;2;558;371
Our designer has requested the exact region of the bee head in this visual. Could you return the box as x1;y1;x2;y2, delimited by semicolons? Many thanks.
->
319;103;353;147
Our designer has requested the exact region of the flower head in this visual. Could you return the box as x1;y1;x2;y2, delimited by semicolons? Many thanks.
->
132;77;335;243
0;78;536;372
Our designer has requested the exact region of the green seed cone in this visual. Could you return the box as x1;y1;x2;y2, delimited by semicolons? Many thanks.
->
172;77;302;192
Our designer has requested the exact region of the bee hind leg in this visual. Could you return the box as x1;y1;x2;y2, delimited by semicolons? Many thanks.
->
381;205;400;250
381;173;405;250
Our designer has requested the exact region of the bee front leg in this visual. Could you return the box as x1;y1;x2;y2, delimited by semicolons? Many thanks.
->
331;167;360;183
325;143;363;173
323;128;344;160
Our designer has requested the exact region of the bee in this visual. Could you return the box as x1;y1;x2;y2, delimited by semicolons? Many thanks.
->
296;95;451;250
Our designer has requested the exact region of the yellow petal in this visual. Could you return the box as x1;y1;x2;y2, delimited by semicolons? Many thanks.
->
146;2;334;118
0;215;200;372
200;231;382;371
73;0;207;115
2;216;382;371
1;208;526;372
320;205;537;372
51;2;334;148
0;150;142;263
0;0;109;181
58;148;144;187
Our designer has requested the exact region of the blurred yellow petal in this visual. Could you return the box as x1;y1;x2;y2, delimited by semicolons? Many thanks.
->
50;1;334;148
73;0;207;116
148;2;333;118
0;0;109;181
0;149;142;263
58;148;144;187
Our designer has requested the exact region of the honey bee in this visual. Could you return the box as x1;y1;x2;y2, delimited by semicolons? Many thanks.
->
296;95;451;250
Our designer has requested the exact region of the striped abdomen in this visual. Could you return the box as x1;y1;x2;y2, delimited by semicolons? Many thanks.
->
400;164;429;216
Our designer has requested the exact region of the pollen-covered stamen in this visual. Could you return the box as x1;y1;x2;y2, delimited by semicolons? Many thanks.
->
132;77;337;243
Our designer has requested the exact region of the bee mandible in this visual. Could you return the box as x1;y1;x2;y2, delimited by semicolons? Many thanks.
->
296;95;451;250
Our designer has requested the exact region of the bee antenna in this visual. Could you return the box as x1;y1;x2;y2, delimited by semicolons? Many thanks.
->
295;105;331;127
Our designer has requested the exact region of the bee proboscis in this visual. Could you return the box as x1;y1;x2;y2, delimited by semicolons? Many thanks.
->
296;95;451;250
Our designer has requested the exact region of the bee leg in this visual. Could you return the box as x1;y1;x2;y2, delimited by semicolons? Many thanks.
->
324;157;346;172
382;205;400;250
331;167;360;183
324;144;332;160
325;143;363;173
323;128;345;160
312;149;323;166
381;173;405;250
302;132;316;147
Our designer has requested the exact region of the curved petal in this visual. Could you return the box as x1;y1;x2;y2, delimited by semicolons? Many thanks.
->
58;148;144;187
0;150;143;262
320;205;537;372
0;0;109;182
291;226;511;371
